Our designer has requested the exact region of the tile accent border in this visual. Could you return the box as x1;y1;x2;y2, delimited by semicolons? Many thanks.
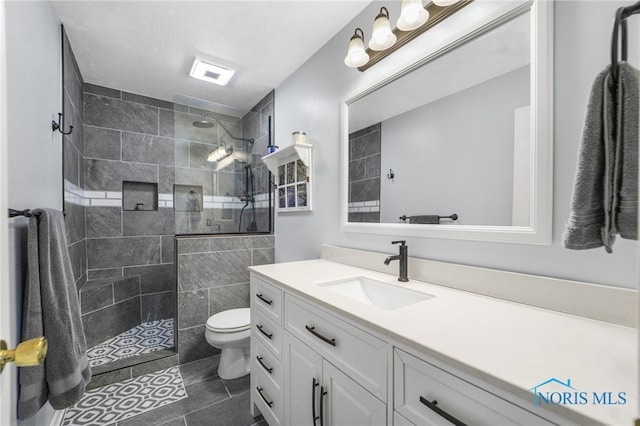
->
348;200;380;213
65;179;270;209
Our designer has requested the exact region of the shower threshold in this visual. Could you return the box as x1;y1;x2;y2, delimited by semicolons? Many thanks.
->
87;318;174;368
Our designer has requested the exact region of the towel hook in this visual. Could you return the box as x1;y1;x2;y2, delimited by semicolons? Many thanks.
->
51;113;73;135
387;169;395;180
610;0;640;82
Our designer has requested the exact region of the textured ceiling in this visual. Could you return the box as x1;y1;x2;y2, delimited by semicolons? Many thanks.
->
52;1;371;111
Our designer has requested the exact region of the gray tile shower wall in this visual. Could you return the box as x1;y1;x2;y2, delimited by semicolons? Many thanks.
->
79;276;142;347
176;234;275;364
62;28;87;291
83;84;177;326
348;123;381;223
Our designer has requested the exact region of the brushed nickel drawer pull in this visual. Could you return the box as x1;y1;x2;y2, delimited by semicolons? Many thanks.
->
305;325;336;346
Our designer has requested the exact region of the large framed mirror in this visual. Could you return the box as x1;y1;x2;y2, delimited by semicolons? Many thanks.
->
341;0;552;244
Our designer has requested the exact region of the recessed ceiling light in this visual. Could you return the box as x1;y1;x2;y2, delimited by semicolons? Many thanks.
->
189;58;235;86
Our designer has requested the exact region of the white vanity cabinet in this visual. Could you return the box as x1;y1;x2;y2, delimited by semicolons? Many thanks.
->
251;273;388;426
250;272;574;426
284;331;386;425
251;277;285;426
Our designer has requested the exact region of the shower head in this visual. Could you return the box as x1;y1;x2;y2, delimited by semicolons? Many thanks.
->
193;120;214;128
192;111;254;145
193;113;215;128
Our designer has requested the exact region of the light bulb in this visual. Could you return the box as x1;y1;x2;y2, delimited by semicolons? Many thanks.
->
373;17;391;43
397;0;429;31
432;0;460;6
344;28;369;68
404;4;420;23
369;7;397;51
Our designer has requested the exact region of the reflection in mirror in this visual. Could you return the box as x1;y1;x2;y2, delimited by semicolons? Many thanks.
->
342;0;552;244
348;10;531;227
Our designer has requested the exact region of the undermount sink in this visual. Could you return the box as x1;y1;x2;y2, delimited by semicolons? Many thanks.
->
317;276;434;310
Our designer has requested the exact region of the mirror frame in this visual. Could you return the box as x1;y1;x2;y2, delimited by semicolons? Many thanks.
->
340;0;553;245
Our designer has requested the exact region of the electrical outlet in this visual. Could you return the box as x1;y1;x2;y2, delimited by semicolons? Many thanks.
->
206;219;212;226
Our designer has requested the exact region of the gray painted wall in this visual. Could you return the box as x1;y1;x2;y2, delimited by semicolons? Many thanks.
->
379;66;529;225
274;0;639;289
6;1;60;425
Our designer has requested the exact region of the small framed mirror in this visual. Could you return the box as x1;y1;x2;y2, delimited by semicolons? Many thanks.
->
341;0;552;244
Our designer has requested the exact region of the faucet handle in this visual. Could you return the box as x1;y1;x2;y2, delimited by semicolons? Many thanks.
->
391;240;406;246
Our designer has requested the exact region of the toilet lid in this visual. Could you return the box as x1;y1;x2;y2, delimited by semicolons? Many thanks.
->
206;308;250;333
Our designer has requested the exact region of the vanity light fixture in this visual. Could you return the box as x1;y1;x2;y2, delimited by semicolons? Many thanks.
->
189;58;235;86
206;145;233;162
344;28;370;68
397;0;429;31
369;7;397;51
345;0;473;71
432;0;461;6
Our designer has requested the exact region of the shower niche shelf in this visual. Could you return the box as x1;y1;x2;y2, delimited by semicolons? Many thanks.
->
123;181;158;211
262;143;313;212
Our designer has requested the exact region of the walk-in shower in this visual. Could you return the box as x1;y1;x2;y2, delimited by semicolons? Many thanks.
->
173;95;273;235
76;90;274;381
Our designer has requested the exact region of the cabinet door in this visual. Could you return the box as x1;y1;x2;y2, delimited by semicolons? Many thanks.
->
322;360;386;426
284;332;323;426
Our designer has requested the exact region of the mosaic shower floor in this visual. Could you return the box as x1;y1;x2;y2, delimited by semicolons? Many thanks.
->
87;319;174;367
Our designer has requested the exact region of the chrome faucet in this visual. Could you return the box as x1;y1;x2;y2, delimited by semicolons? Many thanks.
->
384;240;409;282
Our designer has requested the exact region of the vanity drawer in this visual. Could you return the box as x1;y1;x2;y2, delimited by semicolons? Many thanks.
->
394;349;553;425
253;339;283;392
284;294;387;402
253;365;283;426
253;308;282;359
251;275;283;324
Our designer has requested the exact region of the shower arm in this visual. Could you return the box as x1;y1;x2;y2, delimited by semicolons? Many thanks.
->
201;112;254;144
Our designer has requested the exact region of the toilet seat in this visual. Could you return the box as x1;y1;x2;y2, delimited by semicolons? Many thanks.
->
206;308;250;333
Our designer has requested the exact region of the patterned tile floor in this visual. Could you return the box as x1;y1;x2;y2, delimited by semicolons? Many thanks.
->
95;355;263;426
63;367;188;426
87;319;174;367
65;355;268;426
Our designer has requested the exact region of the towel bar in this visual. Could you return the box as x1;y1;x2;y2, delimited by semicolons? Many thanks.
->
8;209;37;218
8;209;66;219
399;214;458;221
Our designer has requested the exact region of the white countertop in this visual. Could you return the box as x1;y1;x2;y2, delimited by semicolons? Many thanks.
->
250;259;638;426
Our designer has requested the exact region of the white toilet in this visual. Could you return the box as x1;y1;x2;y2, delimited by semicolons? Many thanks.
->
204;308;251;380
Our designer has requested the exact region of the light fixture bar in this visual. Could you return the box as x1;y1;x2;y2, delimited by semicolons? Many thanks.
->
357;0;474;72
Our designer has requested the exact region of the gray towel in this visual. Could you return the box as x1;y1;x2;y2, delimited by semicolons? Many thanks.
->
410;215;440;224
18;209;91;419
564;63;638;252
